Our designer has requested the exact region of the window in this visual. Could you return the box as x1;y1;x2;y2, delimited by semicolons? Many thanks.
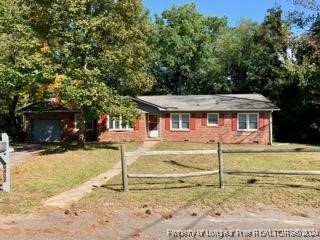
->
238;113;258;131
74;114;94;131
109;116;132;131
207;113;219;126
170;113;190;130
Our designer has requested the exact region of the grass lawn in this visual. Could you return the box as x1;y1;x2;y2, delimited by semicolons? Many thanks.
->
78;142;320;212
151;141;318;151
0;142;141;214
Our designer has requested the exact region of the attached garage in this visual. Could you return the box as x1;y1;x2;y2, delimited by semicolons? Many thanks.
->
32;120;61;143
22;100;81;143
22;101;98;142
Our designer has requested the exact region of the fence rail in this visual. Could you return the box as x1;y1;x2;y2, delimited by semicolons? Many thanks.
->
225;169;320;175
125;149;216;157
128;170;219;179
120;143;320;192
223;148;320;153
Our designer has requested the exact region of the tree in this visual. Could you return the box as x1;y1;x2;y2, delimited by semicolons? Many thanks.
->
0;0;53;139
250;8;292;101
26;0;154;146
287;0;320;28
278;15;320;143
214;20;261;93
214;8;291;101
151;4;227;94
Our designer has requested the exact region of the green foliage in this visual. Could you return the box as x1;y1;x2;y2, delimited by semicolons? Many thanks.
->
151;3;227;94
214;20;261;93
0;0;53;137
28;0;154;98
277;15;320;143
1;0;319;144
215;8;291;100
23;0;154;143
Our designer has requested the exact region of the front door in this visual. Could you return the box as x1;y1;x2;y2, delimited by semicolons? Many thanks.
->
148;114;159;138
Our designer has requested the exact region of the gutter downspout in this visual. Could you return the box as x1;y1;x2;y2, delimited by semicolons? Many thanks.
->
159;113;162;141
269;111;273;145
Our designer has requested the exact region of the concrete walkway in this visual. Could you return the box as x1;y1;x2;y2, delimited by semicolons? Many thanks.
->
44;141;158;208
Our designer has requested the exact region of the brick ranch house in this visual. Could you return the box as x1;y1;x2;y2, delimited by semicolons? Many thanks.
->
23;94;279;144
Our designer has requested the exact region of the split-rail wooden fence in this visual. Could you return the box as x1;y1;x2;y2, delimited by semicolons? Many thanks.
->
120;143;320;192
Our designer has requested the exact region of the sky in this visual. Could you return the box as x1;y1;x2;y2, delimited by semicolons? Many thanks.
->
143;0;312;28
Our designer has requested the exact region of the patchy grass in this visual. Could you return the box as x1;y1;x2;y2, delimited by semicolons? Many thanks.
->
41;141;141;155
78;148;320;212
0;142;141;214
152;141;216;151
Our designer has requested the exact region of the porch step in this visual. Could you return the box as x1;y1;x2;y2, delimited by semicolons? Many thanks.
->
145;138;161;141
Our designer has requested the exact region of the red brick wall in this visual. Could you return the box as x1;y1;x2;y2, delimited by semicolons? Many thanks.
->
97;114;147;142
161;112;271;144
96;112;271;144
25;111;271;144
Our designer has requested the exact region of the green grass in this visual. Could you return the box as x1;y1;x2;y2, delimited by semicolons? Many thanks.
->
152;141;217;150
78;148;320;212
41;141;141;154
0;142;141;214
152;141;318;151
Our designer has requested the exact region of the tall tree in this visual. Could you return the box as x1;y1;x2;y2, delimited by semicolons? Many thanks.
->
215;8;291;100
287;0;320;28
214;20;261;93
279;15;320;143
0;0;52;139
26;0;154;145
250;7;291;100
151;4;227;94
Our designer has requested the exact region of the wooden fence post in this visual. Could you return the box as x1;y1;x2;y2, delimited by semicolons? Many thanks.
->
120;144;128;192
218;142;224;189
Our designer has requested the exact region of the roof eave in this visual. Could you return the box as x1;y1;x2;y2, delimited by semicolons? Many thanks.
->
23;110;81;114
158;108;280;112
131;97;166;111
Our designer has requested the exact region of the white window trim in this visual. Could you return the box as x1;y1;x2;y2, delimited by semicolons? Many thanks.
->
207;113;219;127
107;116;133;132
237;113;259;132
74;114;94;131
170;113;190;131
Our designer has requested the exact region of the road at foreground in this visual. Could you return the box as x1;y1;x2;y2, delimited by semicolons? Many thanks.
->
0;206;319;240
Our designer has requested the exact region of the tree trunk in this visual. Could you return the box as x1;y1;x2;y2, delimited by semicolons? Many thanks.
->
8;95;19;139
78;107;85;147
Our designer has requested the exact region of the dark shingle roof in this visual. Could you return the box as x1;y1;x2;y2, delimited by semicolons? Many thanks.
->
22;100;80;113
136;94;279;112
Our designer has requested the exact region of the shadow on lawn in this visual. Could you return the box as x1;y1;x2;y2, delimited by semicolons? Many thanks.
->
39;142;119;155
100;178;320;192
164;160;209;171
100;180;210;192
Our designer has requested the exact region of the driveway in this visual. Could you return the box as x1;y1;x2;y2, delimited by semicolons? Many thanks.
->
7;144;42;168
